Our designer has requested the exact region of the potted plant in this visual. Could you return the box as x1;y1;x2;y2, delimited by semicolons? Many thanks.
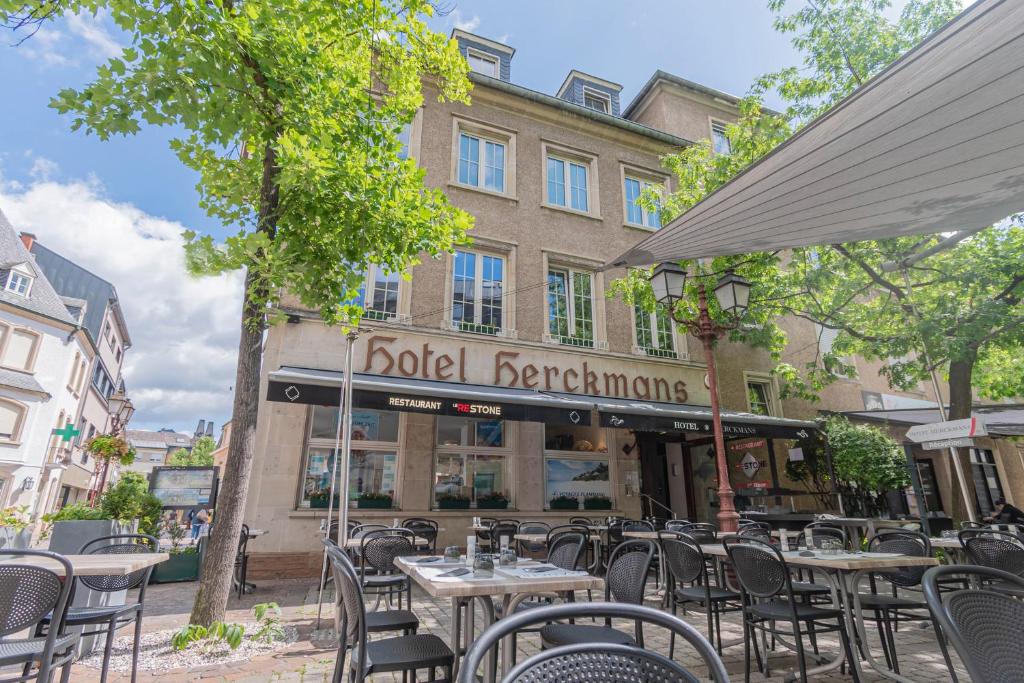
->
0;505;32;549
356;491;393;509
549;495;580;510
583;494;613;510
437;492;471;510
45;472;162;553
475;491;509;510
308;489;338;509
152;519;200;583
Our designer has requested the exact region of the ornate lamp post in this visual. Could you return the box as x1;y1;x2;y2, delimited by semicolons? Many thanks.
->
650;263;751;533
88;388;136;504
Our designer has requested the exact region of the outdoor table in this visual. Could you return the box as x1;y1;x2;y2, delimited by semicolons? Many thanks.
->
394;555;602;679
0;552;170;576
699;542;937;681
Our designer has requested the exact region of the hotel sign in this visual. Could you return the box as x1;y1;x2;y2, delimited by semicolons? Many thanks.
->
596;411;810;439
356;390;589;425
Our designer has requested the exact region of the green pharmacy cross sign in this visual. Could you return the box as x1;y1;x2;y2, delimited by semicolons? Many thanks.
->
52;422;81;443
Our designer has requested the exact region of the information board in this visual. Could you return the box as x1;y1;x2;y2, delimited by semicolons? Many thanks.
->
149;466;220;510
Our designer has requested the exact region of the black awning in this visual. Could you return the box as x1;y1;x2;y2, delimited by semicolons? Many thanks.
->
267;367;593;426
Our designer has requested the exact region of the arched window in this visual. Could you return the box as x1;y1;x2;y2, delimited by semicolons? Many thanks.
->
0;398;28;443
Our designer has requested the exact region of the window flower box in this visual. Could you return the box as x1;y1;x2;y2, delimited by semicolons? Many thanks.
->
437;494;471;510
476;493;509;510
583;496;613;510
357;493;393;509
549;496;580;510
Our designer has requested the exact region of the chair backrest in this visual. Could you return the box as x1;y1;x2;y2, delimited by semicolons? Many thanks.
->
457;601;729;683
569;517;594;526
923;565;1024;683
622;520;655;533
360;528;414;574
723;536;793;599
474;517;498;543
79;534;159;593
547;532;586;571
680;522;717;544
738;520;770;531
869;528;930;587
607;519;627;543
648;517;668;531
0;549;73;637
662;535;709;587
518;521;551;553
798;525;847;550
547;524;590;544
959;529;1024;576
238;524;250;556
402;517;438;532
737;526;772;544
489;521;519;549
323;541;369;675
664;519;691;533
605;540;655;604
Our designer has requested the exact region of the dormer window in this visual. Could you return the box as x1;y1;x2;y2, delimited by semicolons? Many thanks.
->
466;48;499;77
582;88;610;114
6;272;31;296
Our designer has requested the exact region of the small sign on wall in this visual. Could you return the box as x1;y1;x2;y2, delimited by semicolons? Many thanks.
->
788;447;805;462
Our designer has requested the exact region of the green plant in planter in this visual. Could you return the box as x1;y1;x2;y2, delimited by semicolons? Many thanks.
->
100;472;164;537
549;495;580;510
437;492;471;509
308;489;337;508
475;491;509;509
85;433;136;467
357;491;393;509
0;505;31;531
583;495;613;510
171;621;245;652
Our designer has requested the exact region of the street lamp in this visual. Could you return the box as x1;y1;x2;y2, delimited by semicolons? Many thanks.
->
650;263;751;533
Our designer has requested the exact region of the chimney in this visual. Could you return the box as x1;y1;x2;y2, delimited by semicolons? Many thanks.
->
206;421;214;437
195;419;206;438
19;233;35;252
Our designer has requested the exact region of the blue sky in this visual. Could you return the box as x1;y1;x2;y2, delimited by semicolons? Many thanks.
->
0;1;919;432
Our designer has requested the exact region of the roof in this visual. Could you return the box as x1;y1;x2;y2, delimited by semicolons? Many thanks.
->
0;209;77;326
29;240;132;348
842;405;1024;437
608;0;1024;268
623;69;748;119
126;429;193;449
450;29;515;56
469;72;691;148
556;70;623;98
0;367;48;395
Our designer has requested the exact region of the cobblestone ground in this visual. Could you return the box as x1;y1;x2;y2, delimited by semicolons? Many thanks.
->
71;579;967;682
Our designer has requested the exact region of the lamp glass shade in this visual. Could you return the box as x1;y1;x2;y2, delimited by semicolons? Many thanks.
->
650;263;687;306
120;399;136;425
107;393;126;417
714;271;752;315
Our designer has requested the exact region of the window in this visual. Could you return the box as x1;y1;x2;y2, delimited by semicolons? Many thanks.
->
623;176;661;228
5;271;31;296
466;49;499;77
1;328;40;372
745;376;778;416
301;406;399;507
582;88;610;114
546;156;589;212
915;459;944;514
68;352;82;393
397;123;412;160
634;305;676;359
92;363;115;400
434;416;509;508
0;398;26;442
354;265;400;320
711;120;731;155
547;268;594;347
458;132;505;192
452;251;503;334
970;448;1005;518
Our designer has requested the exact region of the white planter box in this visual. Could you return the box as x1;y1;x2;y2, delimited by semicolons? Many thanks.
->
0;527;32;549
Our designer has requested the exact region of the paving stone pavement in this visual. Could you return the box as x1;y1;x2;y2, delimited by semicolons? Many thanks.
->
66;579;967;682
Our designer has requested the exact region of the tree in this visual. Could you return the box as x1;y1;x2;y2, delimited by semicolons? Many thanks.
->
168;435;216;467
1;0;473;624
629;0;1022;522
821;416;909;517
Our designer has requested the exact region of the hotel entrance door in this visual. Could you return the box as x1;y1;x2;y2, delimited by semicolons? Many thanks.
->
637;433;691;519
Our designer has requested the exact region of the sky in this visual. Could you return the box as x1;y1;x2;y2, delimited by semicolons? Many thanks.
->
0;1;929;432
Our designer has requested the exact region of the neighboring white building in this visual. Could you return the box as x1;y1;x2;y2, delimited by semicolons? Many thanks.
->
125;428;194;479
0;209;97;519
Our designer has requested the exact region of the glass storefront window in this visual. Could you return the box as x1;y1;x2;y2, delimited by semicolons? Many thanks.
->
436;416;504;448
544;456;611;509
544;423;609;454
310;406;399;441
434;417;510;508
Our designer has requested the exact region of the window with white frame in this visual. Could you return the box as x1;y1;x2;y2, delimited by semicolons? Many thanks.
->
452;250;504;334
745;374;779;416
0;326;40;372
466;49;499;77
582;88;610;114
301;405;399;508
434;416;510;508
5;270;32;297
547;268;595;347
458;131;505;193
0;398;26;442
623;176;662;228
355;265;400;321
711;120;731;155
546;155;589;213
634;305;677;359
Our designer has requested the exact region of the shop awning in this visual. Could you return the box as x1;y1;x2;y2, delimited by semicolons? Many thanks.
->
843;405;1024;437
551;392;818;439
607;0;1024;268
267;366;594;425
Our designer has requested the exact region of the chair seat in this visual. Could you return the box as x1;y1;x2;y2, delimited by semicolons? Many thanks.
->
791;581;831;595
852;592;925;610
42;603;141;625
0;634;76;666
366;609;419;633
749;599;842;621
675;585;738;603
539;623;635;648
361;574;407;588
355;634;453;673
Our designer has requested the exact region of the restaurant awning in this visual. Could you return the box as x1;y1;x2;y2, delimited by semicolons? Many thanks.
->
267;366;595;425
607;0;1024;268
843;404;1024;437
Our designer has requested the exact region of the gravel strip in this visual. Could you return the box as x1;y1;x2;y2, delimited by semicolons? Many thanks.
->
78;623;298;673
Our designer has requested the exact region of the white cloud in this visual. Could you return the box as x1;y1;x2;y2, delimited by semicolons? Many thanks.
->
28;157;59;182
66;10;122;60
0;180;243;432
451;9;481;32
20;27;71;67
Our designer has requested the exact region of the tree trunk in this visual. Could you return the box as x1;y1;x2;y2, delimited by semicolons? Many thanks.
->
945;350;978;524
190;140;279;626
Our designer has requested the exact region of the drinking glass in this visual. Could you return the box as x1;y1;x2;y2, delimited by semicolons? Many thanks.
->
444;545;460;562
473;554;495;576
499;548;517;566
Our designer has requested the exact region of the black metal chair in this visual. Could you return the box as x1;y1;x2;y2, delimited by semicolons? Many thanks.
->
724;536;854;683
488;520;518;553
923;564;1024;683
474;517;499;552
517;521;551;557
539;540;655;649
680;522;717;544
664;519;691;533
326;542;453;683
622;520;654;533
0;549;77;683
459;602;730;683
401;518;439;554
737;525;773;544
358;528;415;609
662;534;739;655
569;516;595;526
321;539;419;639
42;535;158;683
789;526;846;602
234;523;251;599
959;528;1024;582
